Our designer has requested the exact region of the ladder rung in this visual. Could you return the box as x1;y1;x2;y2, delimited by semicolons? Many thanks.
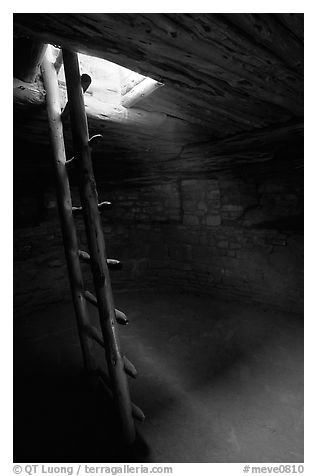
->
123;355;138;379
79;251;122;269
114;309;129;325
97;201;112;210
98;369;145;422
84;290;98;307
78;250;90;263
87;327;137;379
72;205;83;213
86;324;104;347
89;134;103;146
84;291;129;325
84;290;98;306
65;156;75;166
72;201;111;213
131;402;146;422
66;134;103;166
106;259;122;269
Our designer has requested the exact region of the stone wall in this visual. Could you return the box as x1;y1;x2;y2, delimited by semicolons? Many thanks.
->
14;171;303;316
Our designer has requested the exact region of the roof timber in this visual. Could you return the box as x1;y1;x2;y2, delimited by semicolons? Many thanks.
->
121;77;164;108
14;13;303;138
13;13;303;181
13;76;194;132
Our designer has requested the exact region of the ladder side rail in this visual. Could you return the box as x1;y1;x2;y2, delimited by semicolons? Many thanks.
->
62;48;135;445
41;51;95;372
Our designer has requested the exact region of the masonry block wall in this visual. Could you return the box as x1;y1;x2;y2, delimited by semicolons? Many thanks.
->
14;165;303;316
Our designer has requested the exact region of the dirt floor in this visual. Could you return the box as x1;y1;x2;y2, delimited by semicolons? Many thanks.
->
14;289;303;463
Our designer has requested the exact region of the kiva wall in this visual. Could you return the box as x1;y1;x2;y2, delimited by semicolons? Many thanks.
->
14;165;303;316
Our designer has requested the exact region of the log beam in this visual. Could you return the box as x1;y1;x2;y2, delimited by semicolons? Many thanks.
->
14;38;47;83
13;78;46;107
121;71;145;95
13;13;303;118
121;77;164;108
13;80;177;129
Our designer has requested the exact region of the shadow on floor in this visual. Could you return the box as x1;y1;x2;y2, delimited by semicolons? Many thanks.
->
14;289;303;463
14;366;150;462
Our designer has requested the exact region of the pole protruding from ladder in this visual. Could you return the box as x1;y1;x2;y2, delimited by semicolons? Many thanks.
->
86;324;104;347
84;290;129;325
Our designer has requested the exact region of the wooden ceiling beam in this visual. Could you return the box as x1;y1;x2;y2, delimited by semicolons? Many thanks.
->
120;71;145;95
13;14;303;116
220;14;303;74
13;77;190;132
14;38;47;83
274;13;304;43
121;77;163;108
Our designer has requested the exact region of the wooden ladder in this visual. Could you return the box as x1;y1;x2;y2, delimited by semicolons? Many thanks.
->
41;47;144;445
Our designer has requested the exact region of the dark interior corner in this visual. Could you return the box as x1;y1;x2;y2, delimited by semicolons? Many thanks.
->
13;13;304;463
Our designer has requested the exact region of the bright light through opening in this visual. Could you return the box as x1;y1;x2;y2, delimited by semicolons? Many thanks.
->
50;46;164;108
